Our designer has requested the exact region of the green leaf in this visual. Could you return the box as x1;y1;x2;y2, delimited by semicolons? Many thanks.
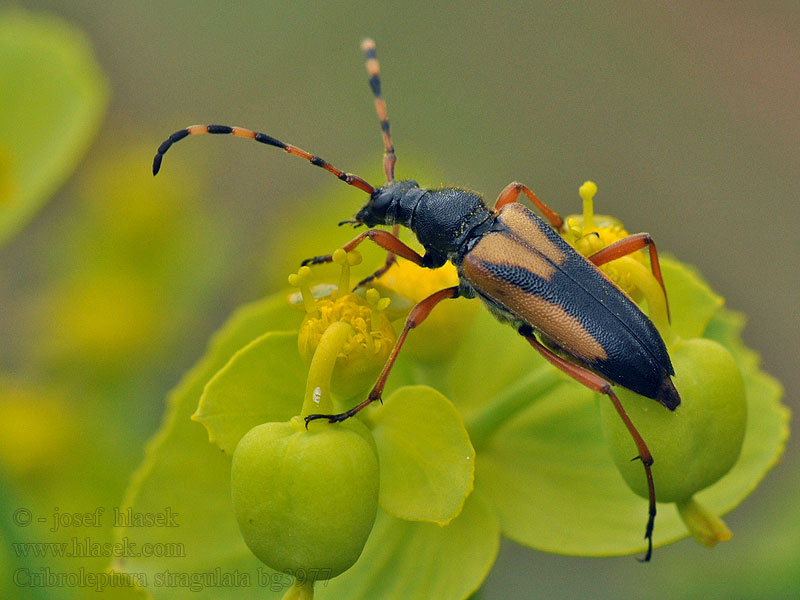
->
115;293;298;599
0;10;108;244
704;306;761;369
195;331;305;454
319;491;499;600
367;385;475;525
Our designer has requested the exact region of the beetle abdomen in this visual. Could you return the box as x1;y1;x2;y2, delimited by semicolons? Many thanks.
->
460;203;679;409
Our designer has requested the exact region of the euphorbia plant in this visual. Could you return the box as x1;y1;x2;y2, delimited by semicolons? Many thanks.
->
115;179;787;600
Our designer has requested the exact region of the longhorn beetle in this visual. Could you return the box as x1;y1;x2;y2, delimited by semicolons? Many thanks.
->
154;38;680;561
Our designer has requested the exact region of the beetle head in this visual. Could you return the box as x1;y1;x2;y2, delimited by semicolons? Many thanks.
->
353;180;420;227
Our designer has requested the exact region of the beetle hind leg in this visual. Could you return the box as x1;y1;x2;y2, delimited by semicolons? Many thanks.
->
493;182;564;229
519;326;657;562
587;232;671;322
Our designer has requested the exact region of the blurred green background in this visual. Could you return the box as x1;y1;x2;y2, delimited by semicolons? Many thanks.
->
1;1;797;598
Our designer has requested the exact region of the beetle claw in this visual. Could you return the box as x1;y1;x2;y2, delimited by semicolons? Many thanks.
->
304;412;351;428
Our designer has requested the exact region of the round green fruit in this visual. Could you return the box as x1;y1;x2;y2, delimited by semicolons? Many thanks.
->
231;416;379;580
599;337;746;503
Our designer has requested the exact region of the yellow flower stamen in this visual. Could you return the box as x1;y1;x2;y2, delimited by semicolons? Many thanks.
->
561;180;672;338
295;249;396;399
579;180;597;232
288;266;319;316
332;248;362;296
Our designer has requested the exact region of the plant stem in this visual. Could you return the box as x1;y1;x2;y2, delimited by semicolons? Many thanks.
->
465;366;562;449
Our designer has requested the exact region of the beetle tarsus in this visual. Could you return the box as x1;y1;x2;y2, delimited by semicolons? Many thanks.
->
304;412;350;427
300;254;333;267
353;253;397;290
637;536;654;563
637;507;656;562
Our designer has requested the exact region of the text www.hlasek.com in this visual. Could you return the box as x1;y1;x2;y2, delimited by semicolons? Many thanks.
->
12;537;185;559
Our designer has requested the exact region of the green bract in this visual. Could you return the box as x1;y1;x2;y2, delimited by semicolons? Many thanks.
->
366;386;475;525
192;274;476;594
232;417;379;580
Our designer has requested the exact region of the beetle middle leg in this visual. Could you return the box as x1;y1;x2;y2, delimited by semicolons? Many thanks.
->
587;233;671;321
305;286;460;425
493;182;564;229
519;325;657;562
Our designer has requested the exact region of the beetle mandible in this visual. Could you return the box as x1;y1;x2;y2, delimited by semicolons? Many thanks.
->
153;38;680;562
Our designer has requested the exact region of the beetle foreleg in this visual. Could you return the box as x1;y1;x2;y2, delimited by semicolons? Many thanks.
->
301;228;425;268
305;286;460;425
493;182;564;228
587;232;670;322
354;225;401;289
520;327;657;562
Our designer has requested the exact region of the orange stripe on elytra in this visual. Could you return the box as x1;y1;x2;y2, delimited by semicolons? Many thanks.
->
498;203;565;265
462;233;608;362
467;234;556;281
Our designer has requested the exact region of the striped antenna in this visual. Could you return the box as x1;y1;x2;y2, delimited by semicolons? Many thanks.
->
152;125;376;195
361;38;397;182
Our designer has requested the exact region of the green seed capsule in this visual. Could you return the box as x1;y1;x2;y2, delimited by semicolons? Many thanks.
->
599;337;746;503
231;416;379;580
